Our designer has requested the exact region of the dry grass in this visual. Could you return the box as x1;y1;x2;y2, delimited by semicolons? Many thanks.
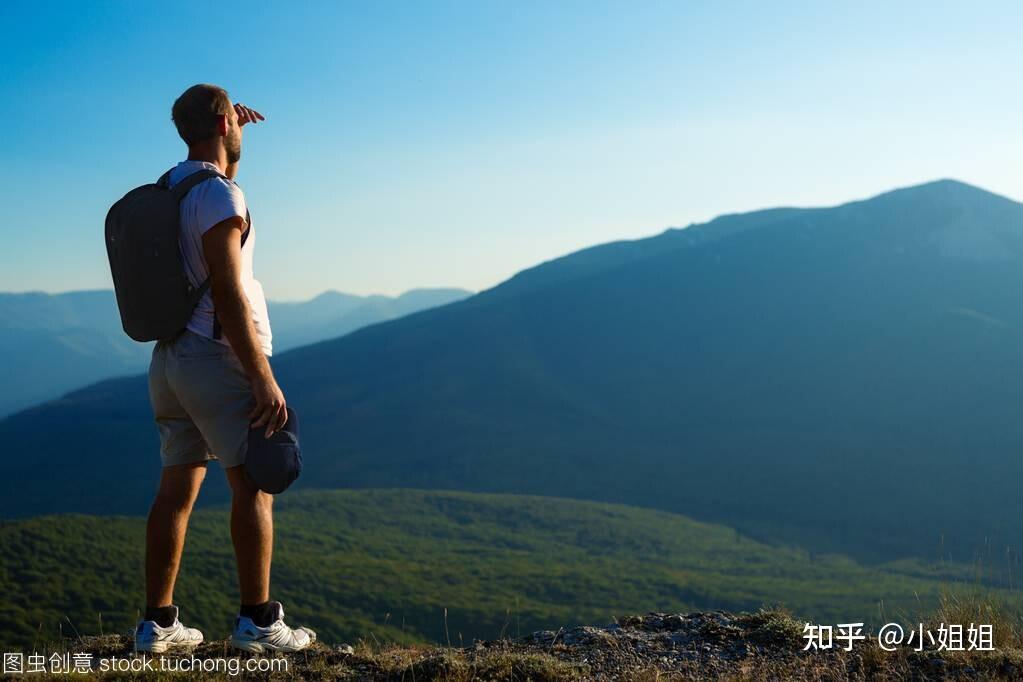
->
25;595;1023;680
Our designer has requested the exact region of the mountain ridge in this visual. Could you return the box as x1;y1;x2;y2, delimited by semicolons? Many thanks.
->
4;178;1023;567
479;178;1018;304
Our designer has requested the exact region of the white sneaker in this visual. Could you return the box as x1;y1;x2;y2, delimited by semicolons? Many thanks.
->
230;601;316;653
134;606;204;653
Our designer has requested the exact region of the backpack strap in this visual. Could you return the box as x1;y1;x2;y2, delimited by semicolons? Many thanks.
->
168;168;225;202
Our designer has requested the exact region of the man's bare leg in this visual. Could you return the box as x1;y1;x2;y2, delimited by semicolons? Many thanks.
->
145;460;207;608
226;465;273;605
224;465;317;652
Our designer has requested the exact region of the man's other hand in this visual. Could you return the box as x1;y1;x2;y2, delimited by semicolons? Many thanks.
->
248;374;287;438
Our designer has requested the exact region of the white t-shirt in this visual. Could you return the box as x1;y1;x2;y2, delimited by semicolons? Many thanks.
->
168;160;273;356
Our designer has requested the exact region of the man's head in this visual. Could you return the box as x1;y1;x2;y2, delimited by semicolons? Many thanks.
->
171;84;241;163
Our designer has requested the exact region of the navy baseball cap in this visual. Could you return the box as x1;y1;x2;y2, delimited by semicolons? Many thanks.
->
245;406;303;494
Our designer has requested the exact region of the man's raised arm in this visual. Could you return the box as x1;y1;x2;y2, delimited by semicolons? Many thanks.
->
225;103;264;180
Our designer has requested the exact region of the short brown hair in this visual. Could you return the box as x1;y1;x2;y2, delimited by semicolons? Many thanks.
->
171;84;232;145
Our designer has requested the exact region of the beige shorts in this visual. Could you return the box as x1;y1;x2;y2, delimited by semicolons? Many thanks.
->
148;329;257;469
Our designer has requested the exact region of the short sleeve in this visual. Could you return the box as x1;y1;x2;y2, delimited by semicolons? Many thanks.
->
195;178;247;236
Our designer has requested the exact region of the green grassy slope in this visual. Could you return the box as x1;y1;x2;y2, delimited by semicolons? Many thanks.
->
1;489;1015;651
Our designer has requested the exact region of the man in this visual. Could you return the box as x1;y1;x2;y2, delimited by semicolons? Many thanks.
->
135;84;314;654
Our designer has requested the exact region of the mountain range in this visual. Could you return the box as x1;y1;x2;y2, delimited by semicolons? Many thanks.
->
4;179;1021;567
0;287;469;416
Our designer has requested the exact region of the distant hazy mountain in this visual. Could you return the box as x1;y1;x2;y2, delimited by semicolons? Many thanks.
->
268;288;472;352
0;287;470;416
0;290;152;417
4;179;1023;567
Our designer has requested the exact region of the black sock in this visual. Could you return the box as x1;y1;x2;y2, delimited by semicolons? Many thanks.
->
144;605;177;628
240;601;276;628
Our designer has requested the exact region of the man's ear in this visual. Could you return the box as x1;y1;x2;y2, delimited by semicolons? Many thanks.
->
217;113;229;137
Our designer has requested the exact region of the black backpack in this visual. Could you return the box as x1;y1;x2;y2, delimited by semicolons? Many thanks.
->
105;168;235;342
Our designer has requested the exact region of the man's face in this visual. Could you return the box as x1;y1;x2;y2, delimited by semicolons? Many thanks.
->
225;103;242;164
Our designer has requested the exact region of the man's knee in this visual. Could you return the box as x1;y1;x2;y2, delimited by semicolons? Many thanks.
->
226;465;271;504
154;461;207;509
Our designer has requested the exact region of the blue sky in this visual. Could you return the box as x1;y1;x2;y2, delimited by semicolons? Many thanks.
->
1;1;1021;300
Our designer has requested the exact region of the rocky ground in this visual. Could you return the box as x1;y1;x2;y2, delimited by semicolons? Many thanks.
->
29;609;1023;680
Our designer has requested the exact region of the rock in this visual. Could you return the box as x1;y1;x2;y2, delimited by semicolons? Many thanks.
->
532;629;558;644
560;626;614;647
662;614;685;630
